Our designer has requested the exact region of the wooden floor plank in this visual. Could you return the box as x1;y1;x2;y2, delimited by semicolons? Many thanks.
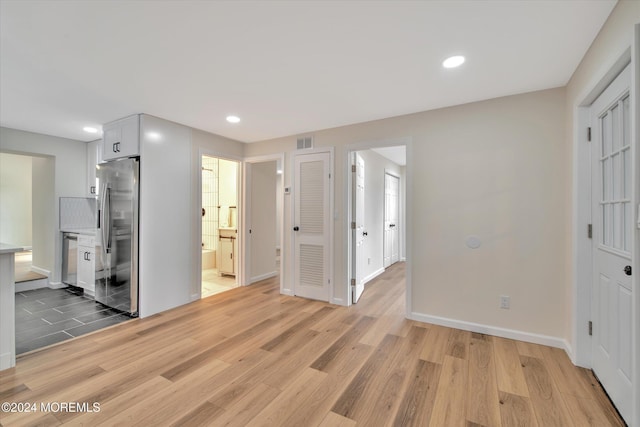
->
393;359;441;427
466;335;501;427
99;360;230;426
278;343;373;427
205;382;281;427
244;368;327;427
561;393;625;427
493;336;530;397
317;411;357;427
356;326;428;427
420;324;451;364
539;346;594;399
0;262;624;426
519;355;574;427
446;328;471;360
429;355;468;427
331;333;402;419
498;391;539;427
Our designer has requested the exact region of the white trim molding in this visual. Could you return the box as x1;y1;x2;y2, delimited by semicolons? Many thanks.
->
362;267;385;285
409;311;570;352
249;271;278;284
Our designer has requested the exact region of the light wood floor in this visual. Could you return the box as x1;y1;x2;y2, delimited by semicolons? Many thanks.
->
0;262;624;426
14;251;47;283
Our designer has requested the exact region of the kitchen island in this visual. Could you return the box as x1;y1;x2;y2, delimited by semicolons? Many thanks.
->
0;243;24;370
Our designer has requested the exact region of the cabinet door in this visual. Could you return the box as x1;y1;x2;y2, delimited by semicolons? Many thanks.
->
102;115;139;160
219;240;234;274
87;140;102;197
77;243;96;293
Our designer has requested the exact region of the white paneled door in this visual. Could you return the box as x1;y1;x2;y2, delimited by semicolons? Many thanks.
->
294;152;331;301
384;173;400;268
590;63;633;425
352;153;366;303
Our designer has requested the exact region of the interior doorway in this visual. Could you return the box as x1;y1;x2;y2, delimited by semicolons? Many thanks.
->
201;155;240;298
244;157;284;287
348;144;407;305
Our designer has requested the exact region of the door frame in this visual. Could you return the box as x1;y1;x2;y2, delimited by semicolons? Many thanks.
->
572;39;639;425
196;148;244;300
352;152;366;303
383;169;401;268
345;137;412;312
243;153;285;293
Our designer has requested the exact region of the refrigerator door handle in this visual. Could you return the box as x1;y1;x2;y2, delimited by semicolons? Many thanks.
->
100;184;111;254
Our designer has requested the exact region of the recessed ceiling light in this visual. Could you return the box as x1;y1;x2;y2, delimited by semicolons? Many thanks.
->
83;126;98;133
443;55;465;69
226;115;241;123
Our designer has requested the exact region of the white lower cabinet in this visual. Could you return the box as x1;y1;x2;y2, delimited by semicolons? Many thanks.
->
77;235;95;294
218;229;236;276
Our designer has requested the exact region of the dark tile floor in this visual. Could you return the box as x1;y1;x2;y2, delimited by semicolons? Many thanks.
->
15;286;132;355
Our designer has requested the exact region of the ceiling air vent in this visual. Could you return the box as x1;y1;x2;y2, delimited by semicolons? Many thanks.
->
296;136;313;150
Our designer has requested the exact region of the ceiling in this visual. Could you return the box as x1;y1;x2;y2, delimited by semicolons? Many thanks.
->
371;147;406;166
0;0;616;144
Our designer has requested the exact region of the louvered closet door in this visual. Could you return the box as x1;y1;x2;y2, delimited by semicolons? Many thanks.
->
294;152;331;301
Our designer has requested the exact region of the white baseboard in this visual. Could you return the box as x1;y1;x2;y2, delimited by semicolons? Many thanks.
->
30;265;50;277
0;352;15;371
409;311;569;350
48;281;66;289
250;271;277;284
15;279;48;292
400;257;407;262
331;297;347;306
362;267;385;285
281;288;294;296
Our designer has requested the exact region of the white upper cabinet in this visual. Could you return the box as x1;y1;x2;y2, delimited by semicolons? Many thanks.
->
102;115;140;161
87;139;102;196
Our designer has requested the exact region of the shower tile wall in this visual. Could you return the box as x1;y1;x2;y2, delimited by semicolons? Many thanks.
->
202;157;219;252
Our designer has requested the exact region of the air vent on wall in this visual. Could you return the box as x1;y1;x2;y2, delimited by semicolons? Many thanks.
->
296;136;313;150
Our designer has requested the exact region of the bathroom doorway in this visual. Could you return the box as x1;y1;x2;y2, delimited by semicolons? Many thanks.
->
201;155;240;298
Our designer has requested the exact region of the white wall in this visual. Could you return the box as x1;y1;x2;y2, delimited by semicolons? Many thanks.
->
219;159;238;209
31;156;55;275
249;161;277;282
139;115;193;317
245;86;567;342
0;153;32;246
356;149;403;282
0;127;86;282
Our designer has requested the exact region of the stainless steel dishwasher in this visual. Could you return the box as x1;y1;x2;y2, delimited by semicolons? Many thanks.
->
62;232;78;285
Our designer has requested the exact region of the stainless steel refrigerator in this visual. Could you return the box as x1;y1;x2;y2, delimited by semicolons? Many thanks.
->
96;157;139;316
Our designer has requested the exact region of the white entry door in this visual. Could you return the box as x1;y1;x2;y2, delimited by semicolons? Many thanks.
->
352;153;366;303
384;173;400;268
590;63;633;424
294;152;331;301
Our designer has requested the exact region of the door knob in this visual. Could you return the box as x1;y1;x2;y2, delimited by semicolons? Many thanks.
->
624;265;632;276
363;231;368;236
293;226;299;231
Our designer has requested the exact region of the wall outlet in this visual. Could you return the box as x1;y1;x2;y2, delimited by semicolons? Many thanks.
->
500;295;510;309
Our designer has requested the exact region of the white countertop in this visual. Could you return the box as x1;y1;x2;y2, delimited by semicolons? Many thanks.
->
0;243;25;255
